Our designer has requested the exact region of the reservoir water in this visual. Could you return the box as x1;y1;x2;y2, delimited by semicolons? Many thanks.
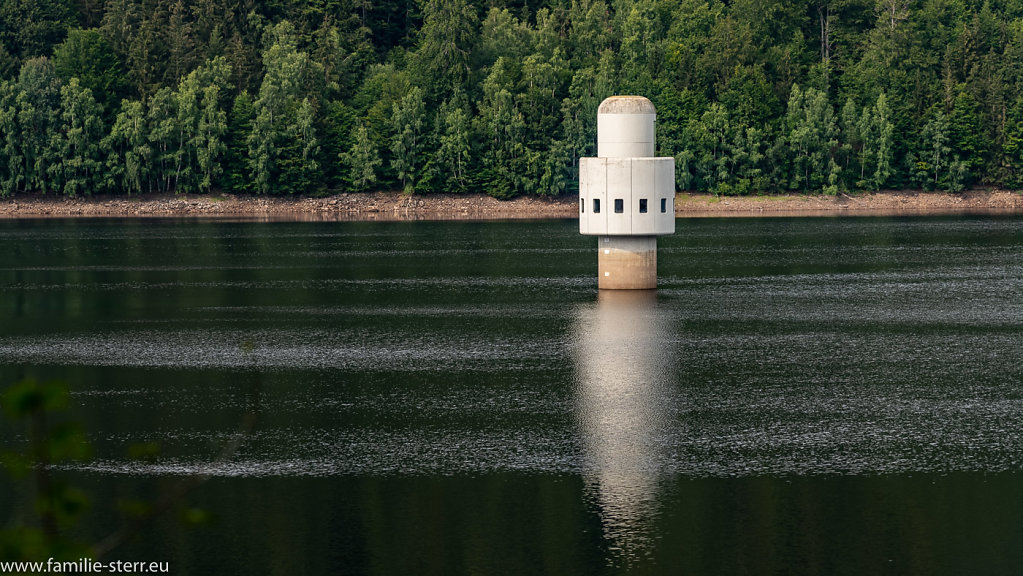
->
2;215;1023;574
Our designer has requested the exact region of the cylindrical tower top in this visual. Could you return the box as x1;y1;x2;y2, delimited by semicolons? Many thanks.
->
597;96;656;115
597;96;656;158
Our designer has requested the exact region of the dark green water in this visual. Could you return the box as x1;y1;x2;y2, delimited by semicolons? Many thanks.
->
2;216;1023;574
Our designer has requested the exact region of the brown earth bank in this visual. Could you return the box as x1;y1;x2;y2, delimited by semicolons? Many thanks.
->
1;189;1022;220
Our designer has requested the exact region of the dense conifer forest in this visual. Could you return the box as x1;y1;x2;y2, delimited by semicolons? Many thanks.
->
0;0;1021;197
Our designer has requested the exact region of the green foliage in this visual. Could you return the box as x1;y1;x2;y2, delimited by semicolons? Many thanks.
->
1;379;92;561
389;85;425;194
776;84;841;194
478;8;534;68
0;0;75;66
839;91;895;191
51;29;128;117
0;79;23;196
49;78;106;197
0;376;243;563
174;57;233;193
223;91;254;192
103;98;150;194
1002;97;1023;187
866;92;895;190
719;65;779;127
310;12;374;101
248;21;325;195
433;98;472;193
477;57;529;199
909;108;969;192
413;0;478;98
4;0;1023;196
947;88;991;183
146;87;178;193
279;97;321;193
341;122;381;191
15;58;63;195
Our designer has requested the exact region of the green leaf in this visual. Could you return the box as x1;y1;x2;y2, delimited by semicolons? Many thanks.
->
2;379;69;419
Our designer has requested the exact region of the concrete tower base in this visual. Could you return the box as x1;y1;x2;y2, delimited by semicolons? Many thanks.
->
597;236;657;290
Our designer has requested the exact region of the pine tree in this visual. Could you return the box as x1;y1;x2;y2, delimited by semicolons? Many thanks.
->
174;73;199;191
340;122;380;191
413;0;478;98
223;91;254;192
1002;97;1023;188
389;85;424;195
479;8;533;68
730;125;767;195
477;57;527;199
685;102;732;193
566;0;612;68
839;97;861;188
125;18;166;100
0;0;76;63
618;0;663;91
165;0;197;84
947;89;989;187
870;92;895;190
280;97;321;194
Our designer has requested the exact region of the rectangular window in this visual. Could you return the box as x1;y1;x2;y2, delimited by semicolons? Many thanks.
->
614;199;624;213
580;199;584;213
660;198;667;213
593;199;600;213
639;199;648;213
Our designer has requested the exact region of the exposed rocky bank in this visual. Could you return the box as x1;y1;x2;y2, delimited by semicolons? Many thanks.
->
1;189;1022;219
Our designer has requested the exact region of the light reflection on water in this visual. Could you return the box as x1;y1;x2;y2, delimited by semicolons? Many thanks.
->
5;217;1023;477
573;290;677;565
0;328;558;370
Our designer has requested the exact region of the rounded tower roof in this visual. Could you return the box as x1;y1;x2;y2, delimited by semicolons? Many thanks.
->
597;96;656;115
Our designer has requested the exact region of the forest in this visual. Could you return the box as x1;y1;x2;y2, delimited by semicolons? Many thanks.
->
1;0;1023;198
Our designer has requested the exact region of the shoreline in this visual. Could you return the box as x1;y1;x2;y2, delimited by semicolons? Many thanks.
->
0;189;1021;220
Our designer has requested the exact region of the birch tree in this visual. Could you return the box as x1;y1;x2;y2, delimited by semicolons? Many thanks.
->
50;78;105;197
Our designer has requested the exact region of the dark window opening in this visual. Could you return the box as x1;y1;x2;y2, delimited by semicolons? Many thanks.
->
639;199;648;213
580;199;584;213
593;199;601;213
661;198;667;213
614;199;624;213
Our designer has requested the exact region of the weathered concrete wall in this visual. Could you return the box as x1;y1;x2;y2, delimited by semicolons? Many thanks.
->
597;236;658;290
579;157;675;236
597;96;656;158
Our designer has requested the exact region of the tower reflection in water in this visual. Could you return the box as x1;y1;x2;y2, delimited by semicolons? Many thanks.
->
573;290;678;564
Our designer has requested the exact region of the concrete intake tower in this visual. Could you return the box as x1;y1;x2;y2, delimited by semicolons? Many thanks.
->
579;96;675;289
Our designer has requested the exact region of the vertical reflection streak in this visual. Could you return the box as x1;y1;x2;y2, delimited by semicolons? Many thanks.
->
573;290;678;565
